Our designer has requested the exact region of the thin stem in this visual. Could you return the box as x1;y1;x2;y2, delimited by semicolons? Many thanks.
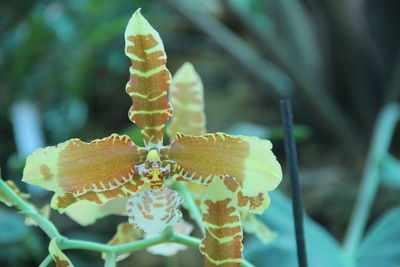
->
114;232;168;254
38;254;53;267
170;232;201;248
59;237;113;253
104;252;117;267
172;182;205;235
280;100;308;267
0;179;61;239
344;103;400;260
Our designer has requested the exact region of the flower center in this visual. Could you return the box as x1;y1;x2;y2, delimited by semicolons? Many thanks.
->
137;150;172;191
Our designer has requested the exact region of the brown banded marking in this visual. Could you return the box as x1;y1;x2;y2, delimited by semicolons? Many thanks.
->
51;175;148;212
164;133;248;186
125;10;173;149
23;134;147;197
167;62;206;140
200;178;243;266
164;132;282;197
223;177;270;214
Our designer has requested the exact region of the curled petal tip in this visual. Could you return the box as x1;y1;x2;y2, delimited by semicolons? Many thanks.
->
125;8;161;44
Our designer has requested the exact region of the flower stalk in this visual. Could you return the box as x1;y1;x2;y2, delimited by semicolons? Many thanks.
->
281;100;308;267
172;182;205;235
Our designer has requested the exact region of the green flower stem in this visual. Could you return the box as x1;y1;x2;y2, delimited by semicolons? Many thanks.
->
38;254;52;267
172;182;205;235
104;252;117;267
59;237;113;252
113;232;169;254
0;179;61;239
343;103;400;261
169;232;201;248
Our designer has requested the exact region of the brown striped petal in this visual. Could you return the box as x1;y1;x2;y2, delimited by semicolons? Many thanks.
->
125;9;173;149
23;134;147;196
49;238;74;267
200;178;243;266
167;62;206;140
222;177;270;214
51;176;148;212
164;133;282;197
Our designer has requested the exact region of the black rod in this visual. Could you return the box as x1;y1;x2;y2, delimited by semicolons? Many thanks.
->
280;100;308;267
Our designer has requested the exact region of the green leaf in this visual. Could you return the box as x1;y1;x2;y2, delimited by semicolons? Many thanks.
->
379;154;400;188
357;205;400;267
245;191;346;267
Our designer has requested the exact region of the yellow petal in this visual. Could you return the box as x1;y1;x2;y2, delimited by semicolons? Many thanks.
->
64;197;127;226
125;9;173;149
241;213;277;244
49;238;74;267
23;134;146;195
200;178;243;266
165;133;282;197
167;62;206;140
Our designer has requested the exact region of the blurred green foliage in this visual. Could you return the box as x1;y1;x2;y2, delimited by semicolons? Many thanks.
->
1;0;399;266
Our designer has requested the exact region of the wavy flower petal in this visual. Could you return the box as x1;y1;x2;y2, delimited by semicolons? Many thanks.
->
125;9;173;148
222;177;270;214
50;176;149;212
23;134;146;196
164;133;282;197
200;178;243;266
167;62;206;140
127;186;183;234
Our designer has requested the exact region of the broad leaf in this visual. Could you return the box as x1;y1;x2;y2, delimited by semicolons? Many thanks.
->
357;205;400;267
379;154;400;188
245;191;346;267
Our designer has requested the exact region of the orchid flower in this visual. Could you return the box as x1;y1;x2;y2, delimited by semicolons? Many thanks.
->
22;9;282;266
